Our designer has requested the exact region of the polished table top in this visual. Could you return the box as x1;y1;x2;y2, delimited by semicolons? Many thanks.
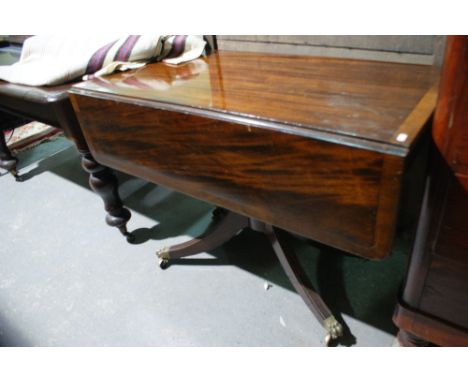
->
72;51;439;155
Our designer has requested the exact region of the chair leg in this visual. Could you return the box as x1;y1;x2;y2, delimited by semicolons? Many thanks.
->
0;130;20;181
80;151;134;242
265;225;344;345
156;208;249;269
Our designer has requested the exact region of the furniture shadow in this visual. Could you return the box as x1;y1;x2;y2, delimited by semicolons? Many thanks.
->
0;313;31;346
161;227;409;343
8;140;77;182
153;222;408;343
39;143;408;343
41;146;214;243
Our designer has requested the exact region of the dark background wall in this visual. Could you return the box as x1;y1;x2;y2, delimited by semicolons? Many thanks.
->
217;36;447;66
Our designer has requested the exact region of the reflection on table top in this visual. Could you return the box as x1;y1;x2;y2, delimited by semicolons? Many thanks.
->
72;51;439;148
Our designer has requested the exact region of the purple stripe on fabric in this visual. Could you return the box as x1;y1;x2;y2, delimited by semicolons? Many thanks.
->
165;35;187;59
86;40;119;74
114;35;141;62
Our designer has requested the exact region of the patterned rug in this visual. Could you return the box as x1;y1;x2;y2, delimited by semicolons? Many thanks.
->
4;121;62;153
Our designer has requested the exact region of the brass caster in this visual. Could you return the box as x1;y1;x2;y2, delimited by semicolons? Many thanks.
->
159;258;170;270
323;315;343;346
10;169;22;182
157;246;170;270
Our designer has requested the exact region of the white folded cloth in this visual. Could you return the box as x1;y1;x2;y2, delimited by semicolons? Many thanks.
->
0;35;206;86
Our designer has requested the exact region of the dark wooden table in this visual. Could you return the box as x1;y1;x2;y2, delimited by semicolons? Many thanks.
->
69;51;439;343
0;42;132;240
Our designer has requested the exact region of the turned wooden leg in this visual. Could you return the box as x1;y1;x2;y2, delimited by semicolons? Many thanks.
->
156;208;249;269
80;151;134;242
0;130;21;181
265;225;344;345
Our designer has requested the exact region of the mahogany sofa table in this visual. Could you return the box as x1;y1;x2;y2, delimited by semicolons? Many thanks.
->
69;51;439;344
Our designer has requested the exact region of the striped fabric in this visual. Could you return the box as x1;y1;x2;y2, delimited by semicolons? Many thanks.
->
85;39;119;75
113;35;141;62
0;35;206;87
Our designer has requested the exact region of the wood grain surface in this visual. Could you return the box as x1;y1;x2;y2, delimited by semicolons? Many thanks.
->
70;51;438;259
72;51;438;153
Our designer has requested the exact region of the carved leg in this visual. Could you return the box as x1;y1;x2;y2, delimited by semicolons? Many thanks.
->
157;208;249;269
154;207;343;344
0;130;21;181
80;151;134;242
265;225;343;345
